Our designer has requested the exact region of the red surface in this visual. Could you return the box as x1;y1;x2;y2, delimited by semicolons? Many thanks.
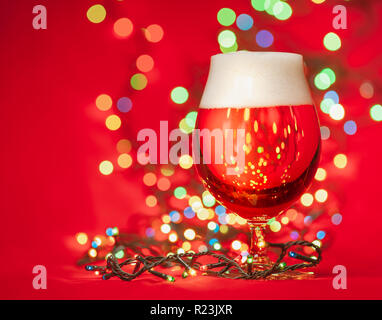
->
1;0;382;299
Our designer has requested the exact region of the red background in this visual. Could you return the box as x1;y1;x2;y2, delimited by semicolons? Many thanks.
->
1;0;382;299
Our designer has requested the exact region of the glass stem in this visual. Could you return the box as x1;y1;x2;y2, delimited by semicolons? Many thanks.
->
248;220;266;257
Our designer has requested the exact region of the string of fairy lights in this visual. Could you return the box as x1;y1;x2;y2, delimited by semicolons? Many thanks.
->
82;239;322;281
77;0;381;280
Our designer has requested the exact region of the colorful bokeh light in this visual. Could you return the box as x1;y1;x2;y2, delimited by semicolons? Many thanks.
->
251;0;266;11
370;104;382;121
157;177;171;191
323;32;341;51
344;120;357;135
270;220;281;232
360;82;374;99
315;189;328;203
218;30;237;48
184;207;195;219
146;195;157;207
116;139;132;153
136;54;154;73
315;168;327;181
273;1;293;20
179;118;193;134
331;213;343;225
113;18;133;38
324;90;339;103
130;73;147;90
117;97;132;113
220;42;238;53
185;111;197;128
320;126;330;140
76;233;88;245
301;193;314;207
314;72;331;90
236;14;253;30
143;172;157;186
171;87;189;104
145;24;164;43
321;68;336;84
96;94;112;111
217;8;236;26
87;4;106;24
256;30;274;48
264;0;279;15
105;114;122;131
99;160;113;175
179;155;193;169
174;187;187;199
333;154;347;169
184;229;196;241
320;98;334;114
329;104;345;120
117;153;132;168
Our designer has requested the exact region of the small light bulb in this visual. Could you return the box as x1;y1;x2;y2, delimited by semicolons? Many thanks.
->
257;241;266;248
167;275;175;282
199;265;208;271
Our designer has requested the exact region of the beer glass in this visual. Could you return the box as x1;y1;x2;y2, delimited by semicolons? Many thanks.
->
194;51;321;270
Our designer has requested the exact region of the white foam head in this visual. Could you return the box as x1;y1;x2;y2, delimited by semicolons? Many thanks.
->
200;51;313;108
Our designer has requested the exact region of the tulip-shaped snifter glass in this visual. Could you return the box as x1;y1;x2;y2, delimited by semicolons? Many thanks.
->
194;51;321;277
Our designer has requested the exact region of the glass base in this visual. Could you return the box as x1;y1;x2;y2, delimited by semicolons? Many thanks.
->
232;255;315;280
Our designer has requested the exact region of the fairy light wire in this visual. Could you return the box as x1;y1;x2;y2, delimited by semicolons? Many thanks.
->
84;239;321;281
